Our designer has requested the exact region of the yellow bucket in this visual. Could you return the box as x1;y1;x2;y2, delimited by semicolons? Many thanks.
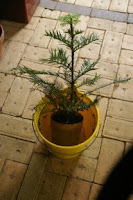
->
33;92;100;159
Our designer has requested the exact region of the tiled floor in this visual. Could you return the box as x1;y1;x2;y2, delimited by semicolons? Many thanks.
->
40;0;133;23
59;0;130;13
55;0;133;14
0;2;133;200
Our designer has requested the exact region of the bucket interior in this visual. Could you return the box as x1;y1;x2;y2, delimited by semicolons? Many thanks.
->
38;101;98;145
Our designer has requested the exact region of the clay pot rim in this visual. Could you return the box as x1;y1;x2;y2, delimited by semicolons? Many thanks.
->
0;24;4;39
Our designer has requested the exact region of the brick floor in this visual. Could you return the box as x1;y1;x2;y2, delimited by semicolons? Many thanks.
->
46;155;97;182
62;178;91;200
18;153;48;200
0;160;27;200
0;2;133;200
88;183;102;200
94;138;124;184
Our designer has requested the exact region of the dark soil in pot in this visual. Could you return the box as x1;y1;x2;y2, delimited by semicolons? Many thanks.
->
51;111;83;124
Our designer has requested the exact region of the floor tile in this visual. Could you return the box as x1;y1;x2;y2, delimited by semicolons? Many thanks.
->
100;31;123;63
97;97;108;136
122;35;133;50
88;183;102;200
113;65;133;101
0;114;36;142
25;17;40;30
0;159;5;172
40;0;57;9
110;0;129;12
22;45;50;62
60;0;75;3
128;0;133;13
18;153;48;200
34;139;50;155
92;0;111;9
3;77;31;116
62;177;91;200
0;73;15;107
30;18;57;48
42;9;61;19
91;9;128;22
22;90;43;119
85;28;105;41
127;24;133;35
8;28;34;43
107;99;133;121
4;26;20;40
103;116;133;142
56;2;92;15
0;76;12;94
0;41;26;73
0;135;35;164
0;160;27;200
1;40;9;56
46;155;97;182
75;0;93;7
125;142;133;153
33;6;44;17
88;18;113;31
80;43;101;60
112;22;127;33
128;14;133;23
81;137;102;158
37;172;66;200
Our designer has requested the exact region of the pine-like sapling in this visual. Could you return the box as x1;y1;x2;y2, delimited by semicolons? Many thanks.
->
13;14;131;124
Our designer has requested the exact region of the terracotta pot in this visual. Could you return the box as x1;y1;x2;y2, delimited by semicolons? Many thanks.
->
0;24;4;59
51;114;83;146
0;0;40;23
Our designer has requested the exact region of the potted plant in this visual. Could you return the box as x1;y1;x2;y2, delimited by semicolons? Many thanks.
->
13;14;130;159
0;24;4;59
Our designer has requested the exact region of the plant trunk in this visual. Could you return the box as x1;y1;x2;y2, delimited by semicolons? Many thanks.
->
70;22;75;104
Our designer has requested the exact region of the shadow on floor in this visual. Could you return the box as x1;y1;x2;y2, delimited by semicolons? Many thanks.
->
96;145;133;200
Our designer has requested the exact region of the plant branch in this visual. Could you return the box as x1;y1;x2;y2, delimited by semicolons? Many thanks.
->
41;48;71;69
77;74;100;88
85;77;131;96
67;96;100;112
45;30;71;48
74;33;99;52
14;66;70;84
74;59;99;81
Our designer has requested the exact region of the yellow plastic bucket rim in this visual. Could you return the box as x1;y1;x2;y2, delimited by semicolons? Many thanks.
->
33;93;100;150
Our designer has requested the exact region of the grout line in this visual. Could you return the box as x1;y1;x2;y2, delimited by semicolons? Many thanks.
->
39;0;133;24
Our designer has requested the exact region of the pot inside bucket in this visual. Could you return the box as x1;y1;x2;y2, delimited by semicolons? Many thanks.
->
34;92;99;159
51;112;83;146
